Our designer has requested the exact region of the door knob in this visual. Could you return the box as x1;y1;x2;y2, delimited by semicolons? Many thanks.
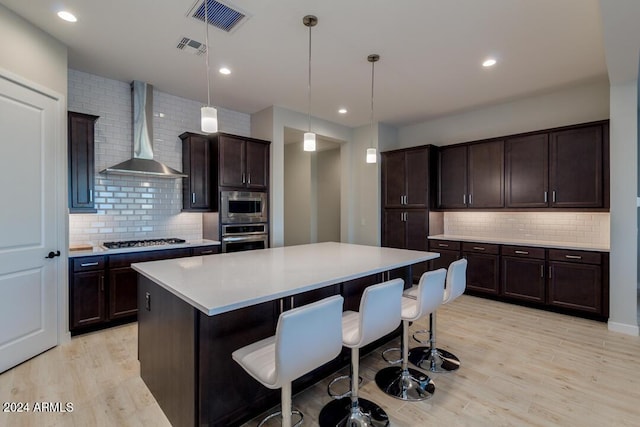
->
45;250;61;259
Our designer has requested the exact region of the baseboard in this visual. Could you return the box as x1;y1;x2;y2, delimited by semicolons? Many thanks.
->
607;320;639;336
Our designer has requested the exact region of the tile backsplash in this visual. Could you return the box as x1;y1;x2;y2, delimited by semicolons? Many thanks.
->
444;211;610;246
68;69;250;245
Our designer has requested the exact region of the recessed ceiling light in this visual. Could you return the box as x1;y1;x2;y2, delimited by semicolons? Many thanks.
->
338;108;347;114
482;58;497;67
219;67;231;75
57;11;77;22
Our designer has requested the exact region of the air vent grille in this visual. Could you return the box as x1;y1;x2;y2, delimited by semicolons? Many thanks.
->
176;37;207;55
191;0;246;33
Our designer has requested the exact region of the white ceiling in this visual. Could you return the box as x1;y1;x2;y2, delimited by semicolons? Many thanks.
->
1;0;611;127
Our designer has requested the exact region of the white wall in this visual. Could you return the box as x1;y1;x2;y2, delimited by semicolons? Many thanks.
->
608;81;639;335
284;143;312;245
398;79;610;148
317;148;341;242
351;124;380;246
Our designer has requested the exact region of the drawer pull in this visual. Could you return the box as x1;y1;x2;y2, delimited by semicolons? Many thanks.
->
200;250;214;255
514;250;529;255
438;243;449;248
80;262;99;267
540;265;544;278
472;246;486;251
565;255;582;260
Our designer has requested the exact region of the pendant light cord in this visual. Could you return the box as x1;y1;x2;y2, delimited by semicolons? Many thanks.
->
307;23;312;132
205;0;211;107
370;59;375;146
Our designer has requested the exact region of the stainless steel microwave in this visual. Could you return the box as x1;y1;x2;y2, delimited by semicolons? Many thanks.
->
220;191;268;224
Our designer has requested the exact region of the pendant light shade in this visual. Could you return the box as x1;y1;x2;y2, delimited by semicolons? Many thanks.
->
303;15;317;151
304;132;316;152
201;0;218;134
366;54;379;163
201;106;218;133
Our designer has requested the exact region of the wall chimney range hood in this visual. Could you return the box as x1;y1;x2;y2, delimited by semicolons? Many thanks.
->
101;81;187;178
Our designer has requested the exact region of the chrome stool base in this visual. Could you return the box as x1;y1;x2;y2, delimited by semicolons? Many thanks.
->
374;366;435;401
318;397;389;427
408;346;460;373
258;409;303;427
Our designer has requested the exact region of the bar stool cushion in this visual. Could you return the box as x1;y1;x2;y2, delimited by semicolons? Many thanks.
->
232;294;344;390
443;258;467;304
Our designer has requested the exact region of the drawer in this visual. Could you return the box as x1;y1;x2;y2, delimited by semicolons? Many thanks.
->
109;248;191;268
429;240;461;251
502;245;545;260
191;245;220;256
549;249;601;265
73;256;106;272
462;242;500;255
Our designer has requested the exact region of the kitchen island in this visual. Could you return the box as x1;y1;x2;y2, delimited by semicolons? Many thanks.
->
132;242;439;427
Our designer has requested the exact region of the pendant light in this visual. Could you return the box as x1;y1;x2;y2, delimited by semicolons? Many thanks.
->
201;0;218;133
303;15;317;151
366;54;379;163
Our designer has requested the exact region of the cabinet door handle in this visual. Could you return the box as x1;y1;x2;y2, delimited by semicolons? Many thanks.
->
145;292;151;311
472;246;486;251
552;190;557;203
242;173;246;184
514;250;529;255
544;191;548;203
192;193;196;204
549;266;553;279
438;243;449;248
100;275;104;292
469;194;473;205
248;173;251;185
80;262;99;267
565;255;582;260
400;196;404;205
463;194;466;204
89;189;93;202
540;265;544;278
290;296;295;309
279;299;284;314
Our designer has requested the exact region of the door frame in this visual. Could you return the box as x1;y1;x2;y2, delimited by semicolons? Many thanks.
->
1;67;69;345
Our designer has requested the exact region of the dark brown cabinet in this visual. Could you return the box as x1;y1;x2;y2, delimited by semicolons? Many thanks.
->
438;140;504;209
501;245;546;303
68;112;98;213
70;256;106;328
550;125;604;208
505;134;549;208
428;240;461;271
463;242;500;295
219;134;269;190
181;132;214;212
382;147;432;208
70;246;215;335
548;249;604;314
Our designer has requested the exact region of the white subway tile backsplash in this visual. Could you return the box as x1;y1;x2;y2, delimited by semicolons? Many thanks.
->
443;211;610;246
68;69;250;245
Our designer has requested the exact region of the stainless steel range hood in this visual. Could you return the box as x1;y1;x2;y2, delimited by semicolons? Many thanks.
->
101;81;187;178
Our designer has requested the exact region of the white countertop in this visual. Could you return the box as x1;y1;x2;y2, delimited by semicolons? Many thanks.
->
68;239;221;258
428;234;609;252
132;242;440;316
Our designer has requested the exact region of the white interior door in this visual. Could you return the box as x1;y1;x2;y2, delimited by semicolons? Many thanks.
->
0;74;60;373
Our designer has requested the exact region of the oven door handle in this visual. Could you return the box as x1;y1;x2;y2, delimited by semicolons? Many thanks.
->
222;235;268;243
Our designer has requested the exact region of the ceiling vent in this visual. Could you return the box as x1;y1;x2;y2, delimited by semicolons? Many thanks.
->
176;37;207;56
188;0;250;33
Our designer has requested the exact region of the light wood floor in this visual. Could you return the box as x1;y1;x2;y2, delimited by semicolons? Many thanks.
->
1;295;639;426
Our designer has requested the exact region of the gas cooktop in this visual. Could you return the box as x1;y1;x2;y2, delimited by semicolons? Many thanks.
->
102;238;186;250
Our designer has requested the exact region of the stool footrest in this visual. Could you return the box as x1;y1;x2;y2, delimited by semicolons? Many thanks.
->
257;409;303;427
327;375;363;400
408;346;461;373
381;347;402;365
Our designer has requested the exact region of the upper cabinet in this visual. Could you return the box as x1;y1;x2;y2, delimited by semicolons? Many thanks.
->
438;140;504;209
68;111;99;213
438;120;608;211
382;146;433;208
181;132;213;212
504;122;606;209
219;134;269;190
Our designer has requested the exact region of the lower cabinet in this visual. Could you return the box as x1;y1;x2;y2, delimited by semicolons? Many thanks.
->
70;245;218;335
501;245;546;303
428;240;461;271
462;242;500;295
548;249;604;315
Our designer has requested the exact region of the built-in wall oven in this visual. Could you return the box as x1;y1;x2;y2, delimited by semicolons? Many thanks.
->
220;191;267;224
221;223;268;253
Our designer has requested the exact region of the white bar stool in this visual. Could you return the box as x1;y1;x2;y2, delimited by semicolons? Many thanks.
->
408;258;467;373
374;268;446;401
232;295;344;427
318;278;404;427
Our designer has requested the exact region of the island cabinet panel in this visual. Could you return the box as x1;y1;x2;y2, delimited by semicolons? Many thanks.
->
548;249;603;314
138;276;197;427
463;242;500;295
437;145;468;209
549;124;603;208
501;245;546;303
505;134;549;208
468;140;504;208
